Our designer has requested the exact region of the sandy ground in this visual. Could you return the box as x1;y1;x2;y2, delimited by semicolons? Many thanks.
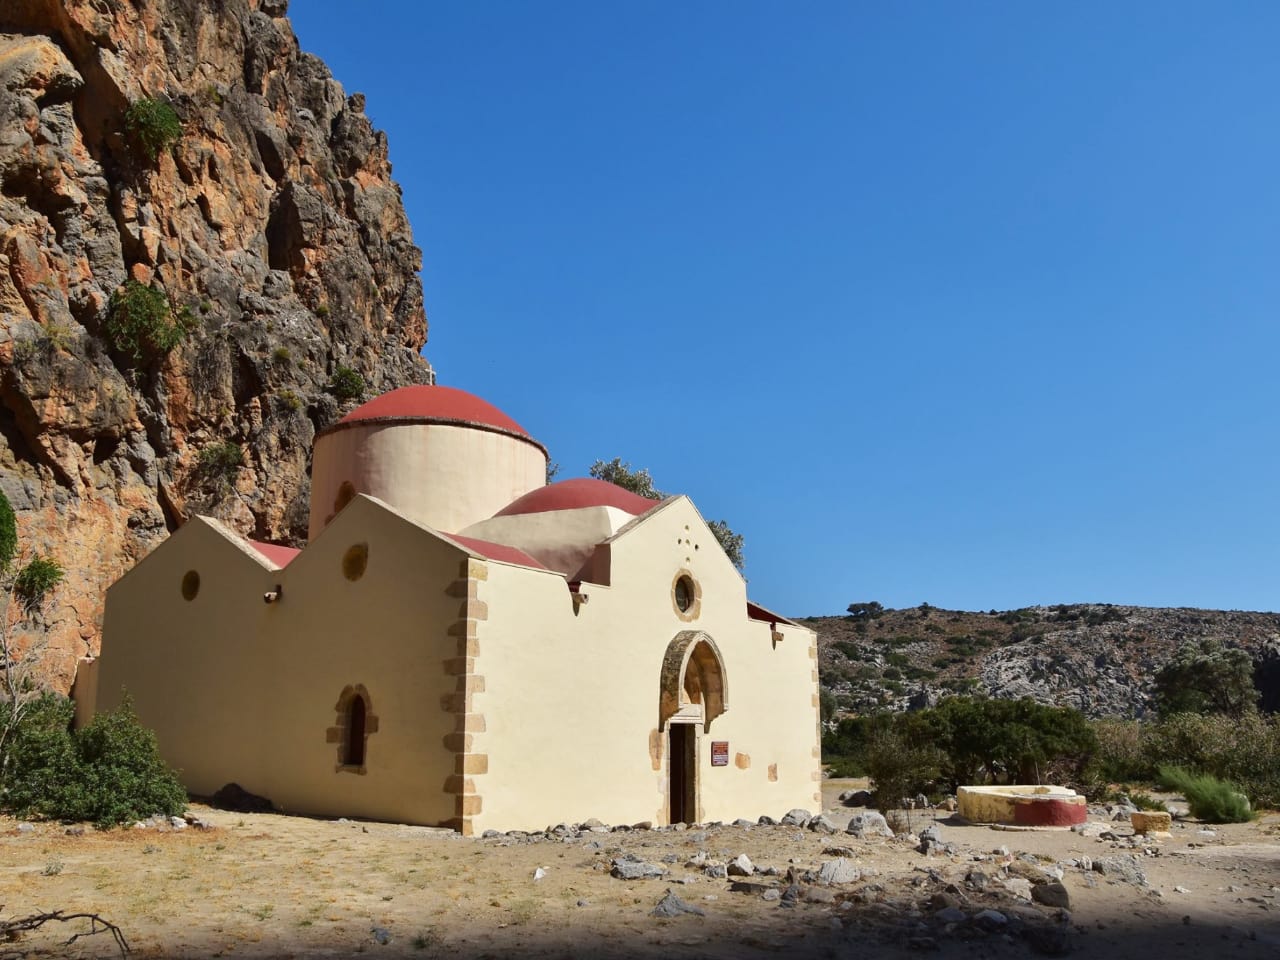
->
1;780;1278;959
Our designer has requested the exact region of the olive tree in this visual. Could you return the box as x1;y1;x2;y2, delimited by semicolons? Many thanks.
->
1153;638;1258;719
587;458;746;570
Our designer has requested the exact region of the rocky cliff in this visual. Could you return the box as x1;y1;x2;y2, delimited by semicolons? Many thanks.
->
0;0;432;690
810;603;1280;720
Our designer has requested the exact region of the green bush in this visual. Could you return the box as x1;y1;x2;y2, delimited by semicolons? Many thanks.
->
1128;791;1167;812
1153;638;1258;718
13;557;64;610
328;365;366;401
2;694;186;828
0;490;16;570
198;441;243;478
106;281;194;359
1158;766;1252;823
823;696;1097;795
1091;717;1152;783
1142;712;1280;808
124;97;182;163
866;727;942;812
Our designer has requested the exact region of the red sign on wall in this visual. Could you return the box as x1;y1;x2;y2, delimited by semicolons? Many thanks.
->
711;741;729;767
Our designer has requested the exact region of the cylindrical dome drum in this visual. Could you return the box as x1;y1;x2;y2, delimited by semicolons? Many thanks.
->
308;386;548;541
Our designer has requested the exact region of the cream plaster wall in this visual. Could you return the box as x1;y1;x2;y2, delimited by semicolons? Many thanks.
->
460;504;635;576
309;423;546;541
96;499;466;826
94;492;818;833
471;497;819;832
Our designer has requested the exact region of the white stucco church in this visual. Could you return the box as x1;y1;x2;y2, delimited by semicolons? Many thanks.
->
80;385;820;834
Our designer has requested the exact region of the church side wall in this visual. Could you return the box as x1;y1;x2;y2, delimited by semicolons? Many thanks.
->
96;505;465;827
96;522;287;799
260;504;463;825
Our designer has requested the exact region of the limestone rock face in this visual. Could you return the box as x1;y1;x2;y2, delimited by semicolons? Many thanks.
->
817;604;1280;719
0;0;432;690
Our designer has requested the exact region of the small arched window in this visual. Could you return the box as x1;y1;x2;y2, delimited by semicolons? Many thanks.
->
327;684;378;773
345;696;367;766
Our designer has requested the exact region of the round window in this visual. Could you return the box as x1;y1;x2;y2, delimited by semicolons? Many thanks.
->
181;570;200;601
674;575;695;613
342;543;369;581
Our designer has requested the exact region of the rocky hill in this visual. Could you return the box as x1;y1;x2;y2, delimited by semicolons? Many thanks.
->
806;603;1280;720
0;0;432;690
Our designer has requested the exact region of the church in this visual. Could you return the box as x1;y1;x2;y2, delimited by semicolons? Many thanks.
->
80;385;821;834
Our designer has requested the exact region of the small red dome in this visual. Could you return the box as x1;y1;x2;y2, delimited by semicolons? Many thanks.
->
495;478;660;518
337;385;531;437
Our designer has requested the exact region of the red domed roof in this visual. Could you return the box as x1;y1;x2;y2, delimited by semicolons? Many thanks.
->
335;385;532;438
495;478;661;518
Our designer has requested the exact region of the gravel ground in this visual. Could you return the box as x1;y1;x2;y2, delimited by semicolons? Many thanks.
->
1;779;1278;959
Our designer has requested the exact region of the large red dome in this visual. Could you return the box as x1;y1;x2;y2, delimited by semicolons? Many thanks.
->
495;478;661;518
335;385;532;438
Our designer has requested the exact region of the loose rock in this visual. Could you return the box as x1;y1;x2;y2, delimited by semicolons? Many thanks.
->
1032;882;1071;909
846;812;895;839
818;858;861;885
651;889;706;918
780;808;812;827
611;859;667;880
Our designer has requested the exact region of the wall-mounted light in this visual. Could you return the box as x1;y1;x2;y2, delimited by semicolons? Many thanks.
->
264;585;283;604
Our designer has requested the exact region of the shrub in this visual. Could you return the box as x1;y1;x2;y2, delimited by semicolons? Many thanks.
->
124;97;182;163
1091;717;1151;783
2;694;186;828
13;557;64;610
328;365;365;401
1127;792;1166;812
106;281;194;359
1153;638;1258;718
0;490;15;570
198;441;244;484
1142;712;1280;808
867;727;942;813
1158;766;1252;823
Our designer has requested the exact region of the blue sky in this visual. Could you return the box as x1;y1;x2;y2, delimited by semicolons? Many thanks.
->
287;2;1279;617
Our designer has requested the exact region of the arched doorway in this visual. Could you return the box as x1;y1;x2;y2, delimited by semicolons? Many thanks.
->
658;631;728;824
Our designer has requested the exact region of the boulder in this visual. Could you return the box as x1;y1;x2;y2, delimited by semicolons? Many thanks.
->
727;854;754;877
817;858;861;884
780;808;812;827
651;889;705;918
611;859;667;880
846;812;895;839
839;789;874;807
1032;881;1071;909
1092;855;1146;886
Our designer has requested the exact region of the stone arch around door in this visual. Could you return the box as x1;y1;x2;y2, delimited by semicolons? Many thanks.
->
658;630;728;733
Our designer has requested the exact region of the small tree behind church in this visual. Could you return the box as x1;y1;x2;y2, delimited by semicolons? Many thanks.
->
588;458;746;570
